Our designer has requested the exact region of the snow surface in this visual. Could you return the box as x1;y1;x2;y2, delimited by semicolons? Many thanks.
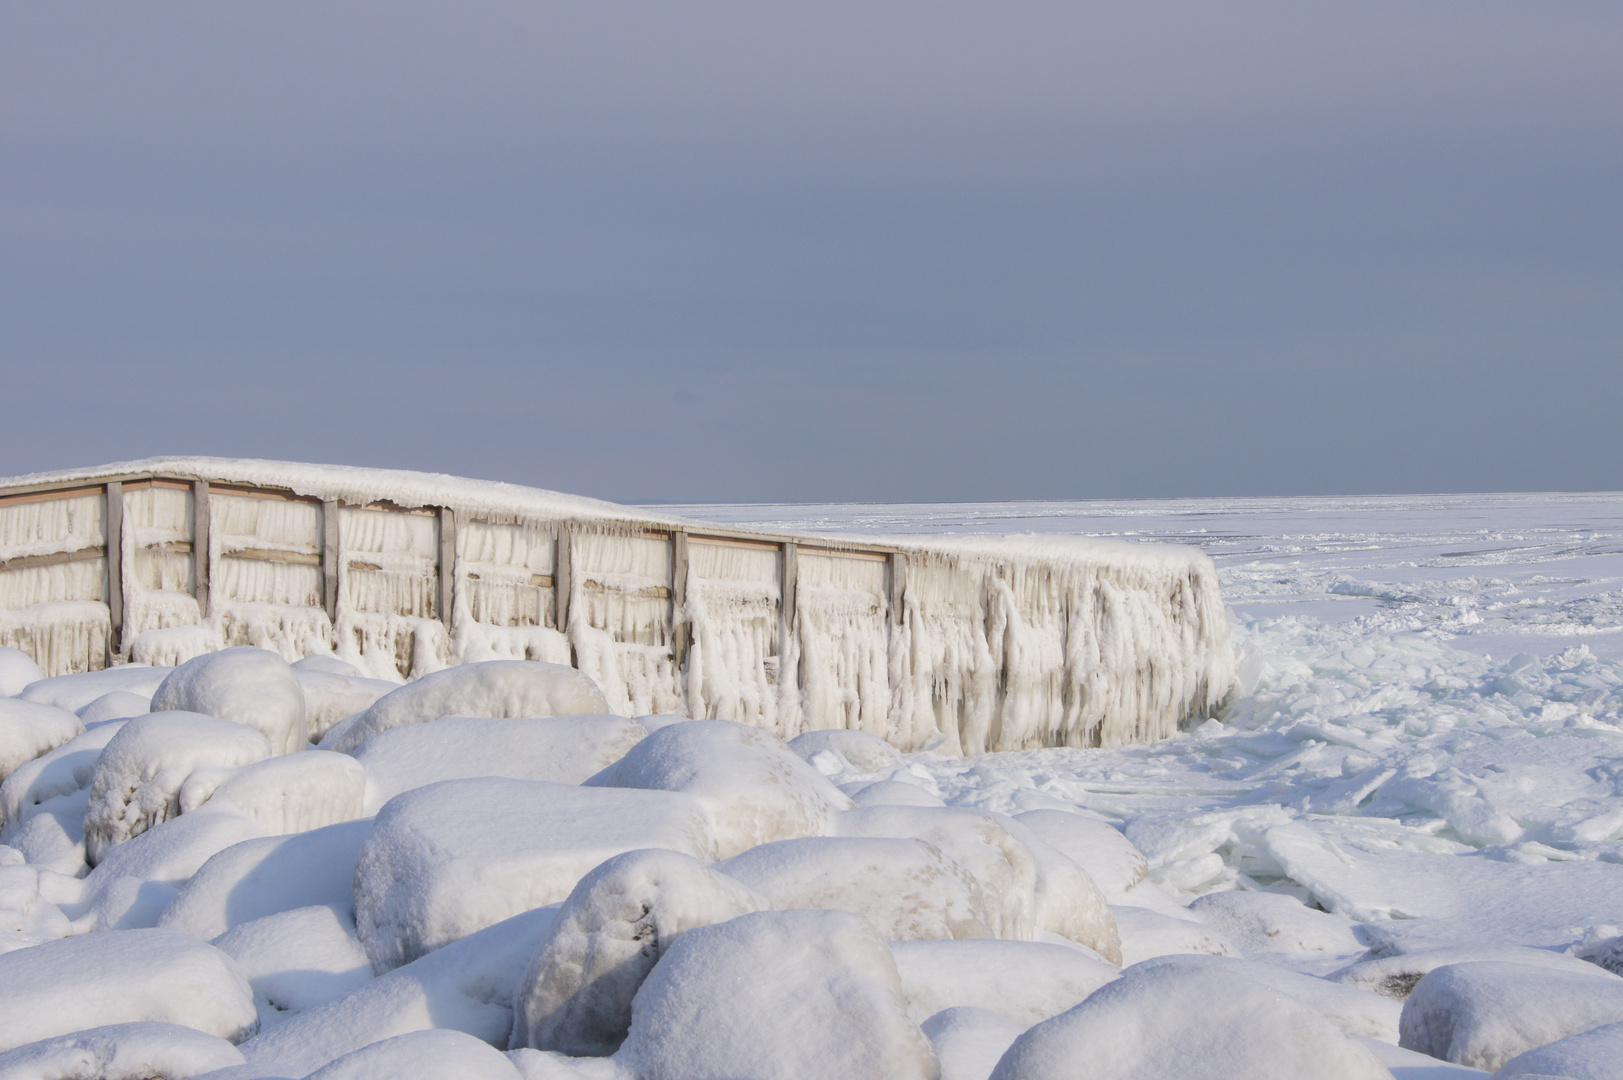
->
0;493;1616;1077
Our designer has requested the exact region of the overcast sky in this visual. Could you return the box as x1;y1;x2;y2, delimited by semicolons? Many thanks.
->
3;3;1619;502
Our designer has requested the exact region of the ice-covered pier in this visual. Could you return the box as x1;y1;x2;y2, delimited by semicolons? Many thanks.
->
0;458;1232;751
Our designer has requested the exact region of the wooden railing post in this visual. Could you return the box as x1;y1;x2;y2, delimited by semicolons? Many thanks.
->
780;541;798;632
437;507;456;628
670;529;689;671
554;527;573;632
888;551;906;626
321;501;340;623
192;480;211;618
105;481;124;662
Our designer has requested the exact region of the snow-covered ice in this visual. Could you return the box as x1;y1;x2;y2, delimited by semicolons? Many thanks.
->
0;492;1616;1077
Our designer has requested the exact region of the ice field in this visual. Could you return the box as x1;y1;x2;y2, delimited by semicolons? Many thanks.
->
0;492;1621;1078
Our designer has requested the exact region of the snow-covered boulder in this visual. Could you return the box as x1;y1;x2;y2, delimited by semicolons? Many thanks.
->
837;805;1039;941
717;835;998;941
77;690;152;725
1132;954;1403;1043
1188;889;1365;961
214;904;375;1021
789;728;904;773
159;819;373;941
989;957;1394;1080
353;778;717;972
239;907;558;1077
294;667;398;742
0;928;258;1052
1110;904;1242;965
185;750;367;835
351;715;649;813
587;720;853;859
845;779;947;808
307;1027;523;1080
890;939;1120;1026
511;848;765;1056
0;699;82;784
1330;944;1612;1001
1001;815;1121;963
0;722;126;838
1399;960;1623;1071
151;648;308;756
76;806;265;932
0;1022;246;1080
618;909;939;1080
1492;1018;1623;1079
0;648;44;698
321;661;609;753
1013;810;1149;902
17;665;171;714
922;1007;1024;1080
83;712;272;864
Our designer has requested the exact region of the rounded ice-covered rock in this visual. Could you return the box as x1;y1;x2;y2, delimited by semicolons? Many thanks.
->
0;648;45;698
160;819;372;941
789;728;904;773
294;667;398;743
0;1021;246;1080
619;909;939;1080
321;661;609;753
0;698;82;784
353;778;717;972
891;938;1120;1027
587;719;854;858
922;1007;1024;1080
77;690;152;726
185;750;366;835
0;928;258;1052
1400;960;1623;1071
17;666;171;714
351;714;648;813
1492;1018;1623;1079
305;1028;522;1080
989;957;1394;1080
0;722;125;839
1188;889;1365;960
84;712;272;864
837;805;1039;941
1013;809;1149;903
151;648;308;756
718;835;997;941
214;905;375;1020
1329;943;1612;1001
511;848;765;1056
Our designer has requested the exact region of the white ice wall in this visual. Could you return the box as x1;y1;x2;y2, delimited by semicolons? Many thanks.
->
0;459;1234;750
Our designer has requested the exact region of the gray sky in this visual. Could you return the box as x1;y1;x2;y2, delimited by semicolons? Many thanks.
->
3;3;1619;502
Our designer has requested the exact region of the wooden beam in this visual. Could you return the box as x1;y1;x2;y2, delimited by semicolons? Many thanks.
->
227;548;321;566
0;547;103;574
888;551;907;626
671;529;689;671
554;527;572;632
105;482;124;660
438;506;456;627
322;501;340;622
192;480;211;617
780;541;798;631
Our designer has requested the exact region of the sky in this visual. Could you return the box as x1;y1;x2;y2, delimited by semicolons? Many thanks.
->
2;3;1619;503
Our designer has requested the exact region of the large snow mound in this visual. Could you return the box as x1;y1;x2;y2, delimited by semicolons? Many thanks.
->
0;929;258;1052
0;699;82;785
213;903;375;1020
1399;960;1623;1071
353;778;716;972
0;648;44;698
159;819;372;941
83;712;272;864
192;750;367;835
0;1022;246;1080
322;661;610;753
890;938;1120;1026
587;719;853;858
151;648;308;756
717;835;999;941
1492;1019;1623;1079
350;714;648;813
305;1027;524;1080
239;906;557;1077
837;805;1039;941
511;848;765;1056
989;957;1395;1080
617;909;939;1080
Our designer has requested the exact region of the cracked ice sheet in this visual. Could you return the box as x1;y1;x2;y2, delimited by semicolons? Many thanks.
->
686;493;1623;952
